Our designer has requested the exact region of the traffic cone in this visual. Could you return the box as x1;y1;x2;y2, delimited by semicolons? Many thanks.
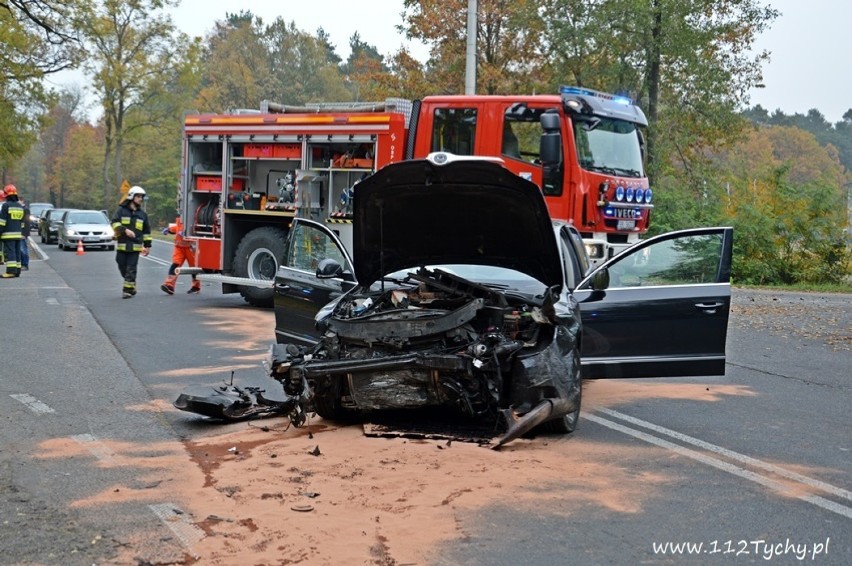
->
76;239;85;255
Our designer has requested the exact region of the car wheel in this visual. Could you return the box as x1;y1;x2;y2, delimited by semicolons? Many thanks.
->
314;377;356;421
233;226;288;307
540;350;582;434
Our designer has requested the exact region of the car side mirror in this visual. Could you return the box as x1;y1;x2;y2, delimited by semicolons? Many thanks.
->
591;268;610;291
316;258;343;279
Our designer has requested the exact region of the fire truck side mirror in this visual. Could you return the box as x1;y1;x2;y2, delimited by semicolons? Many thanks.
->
539;112;563;195
539;111;562;164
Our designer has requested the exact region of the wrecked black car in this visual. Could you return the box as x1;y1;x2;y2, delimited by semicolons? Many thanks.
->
176;153;734;448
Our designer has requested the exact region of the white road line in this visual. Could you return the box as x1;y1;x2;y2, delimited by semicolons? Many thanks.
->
144;255;171;267
149;503;205;549
583;413;852;520
10;394;55;414
596;407;852;502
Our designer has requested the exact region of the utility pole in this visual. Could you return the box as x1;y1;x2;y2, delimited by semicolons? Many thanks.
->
465;0;477;94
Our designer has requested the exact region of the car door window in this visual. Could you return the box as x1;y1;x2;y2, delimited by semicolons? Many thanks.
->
285;222;349;273
606;233;724;288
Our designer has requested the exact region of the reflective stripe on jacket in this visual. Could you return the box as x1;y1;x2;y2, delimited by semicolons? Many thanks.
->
0;201;25;240
111;201;152;253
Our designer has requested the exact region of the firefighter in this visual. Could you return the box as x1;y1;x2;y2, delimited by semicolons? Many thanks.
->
0;184;25;277
111;185;152;298
160;216;200;295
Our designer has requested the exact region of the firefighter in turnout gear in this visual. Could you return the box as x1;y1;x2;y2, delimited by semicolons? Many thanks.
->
111;185;152;298
0;186;5;265
160;216;200;295
0;185;25;278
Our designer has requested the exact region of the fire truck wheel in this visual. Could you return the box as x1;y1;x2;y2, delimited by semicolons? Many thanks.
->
233;226;288;307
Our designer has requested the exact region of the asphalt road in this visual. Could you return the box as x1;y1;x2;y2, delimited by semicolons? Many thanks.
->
0;238;849;565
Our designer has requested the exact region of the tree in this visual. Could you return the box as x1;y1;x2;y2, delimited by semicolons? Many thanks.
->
715;125;849;284
264;19;349;104
194;12;270;112
342;32;389;101
401;0;546;94
51;122;105;209
76;0;190;207
363;48;432;101
0;0;84;174
540;0;779;179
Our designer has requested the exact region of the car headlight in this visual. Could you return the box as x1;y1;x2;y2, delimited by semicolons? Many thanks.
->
66;229;77;236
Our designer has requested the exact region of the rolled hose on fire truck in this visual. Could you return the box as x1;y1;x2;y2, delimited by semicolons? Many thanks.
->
193;198;220;236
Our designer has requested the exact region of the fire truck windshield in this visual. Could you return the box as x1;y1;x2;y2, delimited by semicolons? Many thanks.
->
573;117;644;178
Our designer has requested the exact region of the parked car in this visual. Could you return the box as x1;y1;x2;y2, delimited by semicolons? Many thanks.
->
56;209;115;251
27;202;53;232
175;154;733;449
39;208;74;244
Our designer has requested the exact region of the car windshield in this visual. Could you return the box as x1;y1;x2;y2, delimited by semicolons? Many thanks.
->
573;117;644;177
385;264;547;296
67;212;108;224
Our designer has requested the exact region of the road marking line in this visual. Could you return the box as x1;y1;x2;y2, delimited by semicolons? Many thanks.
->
583;413;852;520
144;255;171;267
71;433;117;462
10;394;55;414
149;503;205;549
595;407;852;503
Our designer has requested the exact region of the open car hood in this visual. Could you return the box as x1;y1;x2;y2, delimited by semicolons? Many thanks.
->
353;154;563;288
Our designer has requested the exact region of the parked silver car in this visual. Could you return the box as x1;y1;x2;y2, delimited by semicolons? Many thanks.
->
56;209;115;251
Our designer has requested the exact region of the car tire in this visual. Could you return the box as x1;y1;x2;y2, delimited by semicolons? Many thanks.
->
233;226;288;308
540;351;582;434
314;377;356;421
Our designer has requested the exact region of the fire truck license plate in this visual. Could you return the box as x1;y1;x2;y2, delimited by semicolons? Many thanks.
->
617;220;635;230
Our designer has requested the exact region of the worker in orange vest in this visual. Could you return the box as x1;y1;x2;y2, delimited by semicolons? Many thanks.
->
160;216;201;295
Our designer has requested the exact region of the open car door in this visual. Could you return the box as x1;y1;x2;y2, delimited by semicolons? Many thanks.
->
574;227;733;379
273;218;355;346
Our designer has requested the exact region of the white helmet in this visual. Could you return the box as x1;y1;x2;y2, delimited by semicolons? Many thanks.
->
127;185;146;198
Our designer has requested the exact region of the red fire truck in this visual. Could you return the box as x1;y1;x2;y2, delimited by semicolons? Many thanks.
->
179;86;651;306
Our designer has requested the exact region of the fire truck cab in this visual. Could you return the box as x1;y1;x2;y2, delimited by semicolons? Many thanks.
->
413;87;651;263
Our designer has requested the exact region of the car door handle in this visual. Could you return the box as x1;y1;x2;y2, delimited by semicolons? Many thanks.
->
695;302;723;312
275;283;290;291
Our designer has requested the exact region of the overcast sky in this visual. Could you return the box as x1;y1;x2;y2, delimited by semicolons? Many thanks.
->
51;0;851;124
